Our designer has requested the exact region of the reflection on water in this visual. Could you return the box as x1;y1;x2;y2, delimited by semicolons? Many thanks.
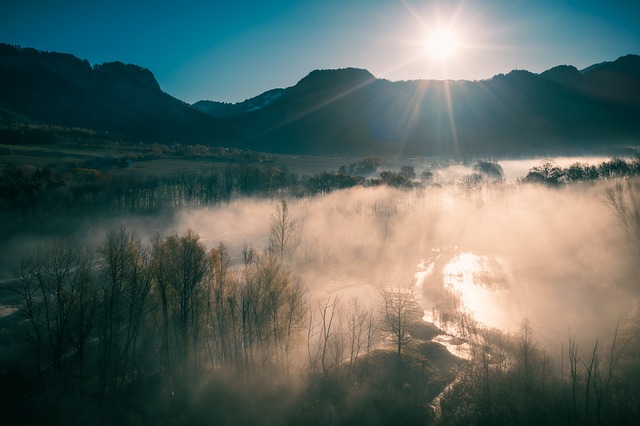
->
415;249;525;359
414;262;433;322
0;305;17;319
442;252;521;332
432;335;472;359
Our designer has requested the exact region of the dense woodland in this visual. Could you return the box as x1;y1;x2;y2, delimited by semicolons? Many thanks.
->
2;153;640;425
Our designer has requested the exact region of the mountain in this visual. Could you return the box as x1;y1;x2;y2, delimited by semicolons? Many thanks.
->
0;44;234;144
1;43;639;157
193;88;286;119
203;58;640;156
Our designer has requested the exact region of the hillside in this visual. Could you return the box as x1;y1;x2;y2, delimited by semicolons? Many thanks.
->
1;43;639;157
207;57;640;156
0;44;234;145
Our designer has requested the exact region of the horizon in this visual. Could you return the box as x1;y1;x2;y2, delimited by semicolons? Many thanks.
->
5;41;637;106
2;0;639;104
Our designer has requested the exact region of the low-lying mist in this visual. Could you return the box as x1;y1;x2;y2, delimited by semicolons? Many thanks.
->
2;177;635;352
169;180;635;352
4;167;640;425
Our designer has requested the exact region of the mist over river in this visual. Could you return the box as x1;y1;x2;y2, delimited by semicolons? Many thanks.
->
2;155;640;426
1;156;637;351
173;176;636;353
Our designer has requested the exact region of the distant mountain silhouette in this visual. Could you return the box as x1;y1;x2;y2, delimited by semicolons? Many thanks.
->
193;89;286;119
1;43;639;156
210;58;640;156
0;44;233;144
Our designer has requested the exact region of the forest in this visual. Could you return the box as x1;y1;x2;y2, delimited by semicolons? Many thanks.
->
1;153;640;425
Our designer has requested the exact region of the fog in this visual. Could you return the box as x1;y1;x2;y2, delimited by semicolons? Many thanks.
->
166;180;635;352
384;155;612;183
2;174;634;352
0;211;177;281
4;164;640;425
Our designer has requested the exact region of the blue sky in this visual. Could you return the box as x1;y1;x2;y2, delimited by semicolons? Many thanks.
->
2;0;639;103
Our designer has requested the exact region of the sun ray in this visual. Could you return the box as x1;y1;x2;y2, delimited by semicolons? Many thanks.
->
443;79;460;156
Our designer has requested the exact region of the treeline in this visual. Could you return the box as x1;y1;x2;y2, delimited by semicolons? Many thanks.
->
0;123;120;146
0;162;297;215
0;161;380;219
6;154;640;219
0;155;424;216
522;156;640;185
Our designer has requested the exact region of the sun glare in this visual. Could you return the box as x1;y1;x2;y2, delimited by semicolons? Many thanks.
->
425;28;458;60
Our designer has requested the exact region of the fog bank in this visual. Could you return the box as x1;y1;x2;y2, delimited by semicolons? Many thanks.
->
173;181;635;350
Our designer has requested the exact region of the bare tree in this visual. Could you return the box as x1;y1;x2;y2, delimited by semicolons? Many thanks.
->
228;247;306;373
375;202;394;247
604;179;640;256
307;296;342;377
518;319;537;396
256;251;305;366
150;230;209;373
343;297;375;374
381;286;418;357
270;199;297;261
150;234;173;370
17;239;95;381
238;244;259;369
207;242;235;365
97;228;152;393
283;276;306;371
320;296;342;377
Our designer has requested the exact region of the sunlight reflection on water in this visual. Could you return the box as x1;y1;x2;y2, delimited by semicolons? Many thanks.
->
415;250;527;359
442;252;523;332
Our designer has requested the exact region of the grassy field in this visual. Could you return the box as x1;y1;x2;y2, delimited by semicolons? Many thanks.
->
0;143;131;167
0;143;353;176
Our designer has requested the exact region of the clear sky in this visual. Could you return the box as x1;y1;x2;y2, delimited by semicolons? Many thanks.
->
1;0;639;103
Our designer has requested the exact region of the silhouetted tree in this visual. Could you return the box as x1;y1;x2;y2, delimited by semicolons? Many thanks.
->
400;165;416;179
379;170;413;189
270;199;297;261
206;242;236;366
604;179;640;257
343;297;376;375
381;286;418;357
524;160;565;185
150;230;208;373
17;239;95;381
473;160;504;181
420;169;434;183
97;228;152;394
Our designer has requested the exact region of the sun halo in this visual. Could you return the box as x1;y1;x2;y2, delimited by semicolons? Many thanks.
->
425;28;459;60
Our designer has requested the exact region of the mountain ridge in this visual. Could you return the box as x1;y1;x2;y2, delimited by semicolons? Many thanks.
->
1;43;639;157
200;55;640;156
0;43;235;144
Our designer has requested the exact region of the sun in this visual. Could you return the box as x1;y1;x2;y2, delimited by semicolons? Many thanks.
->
425;28;459;60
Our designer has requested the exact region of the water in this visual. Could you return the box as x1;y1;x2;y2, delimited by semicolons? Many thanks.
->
414;249;525;359
441;252;522;332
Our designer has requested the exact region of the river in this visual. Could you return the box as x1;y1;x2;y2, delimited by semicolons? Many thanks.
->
413;248;527;359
